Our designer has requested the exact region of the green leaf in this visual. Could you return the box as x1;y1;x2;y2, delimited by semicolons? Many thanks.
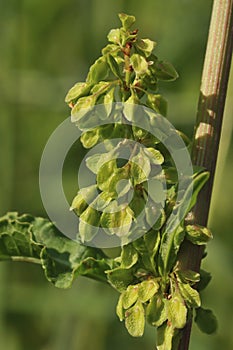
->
116;293;125;321
145;206;166;230
130;148;151;185
122;284;139;309
146;294;167;327
167;294;187;329
108;167;131;197
97;159;117;191
151;60;179;81
107;28;121;44
80;128;100;148
144;229;160;255
179;282;201;308
175;270;200;285
107;54;123;80
70;185;97;215
157;323;175;350
185;224;213;245
65;82;92;104
143;147;164;165
195;307;218;334
159;225;185;277
0;213;109;288
121;244;138;269
100;207;133;237
165;171;210;235
131;54;148;76
102;44;120;55
71;95;97;122
106;267;135;292
87;56;110;83
138;279;159;303
118;13;136;30
148;178;166;204
129;190;146;217
136;38;156;57
197;269;212;291
125;301;145;337
146;94;167;116
79;206;101;242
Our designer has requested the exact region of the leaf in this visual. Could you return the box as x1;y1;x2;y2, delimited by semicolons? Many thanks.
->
80;127;100;148
146;93;167;116
79;206;101;242
100;207;133;237
146;294;167;327
175;270;200;285
197;269;212;291
70;185;98;215
107;54;123;80
148;178;166;204
144;229;160;255
97;159;117;191
179;282;201;308
106;267;135;292
178;171;210;220
131;54;148;76
0;213;110;288
145;205;166;230
129;190;146;217
156;322;175;350
71;95;97;122
121;244;138;268
86;56;110;83
122;284;139;309
130;148;151;185
116;293;125;321
125;301;145;337
159;225;185;277
138;279;159;303
151;60;179;81
167;294;187;329
143;147;164;165
118;13;136;30
195;307;218;334
185;224;213;245
136;38;156;57
65;82;92;104
107;28;121;44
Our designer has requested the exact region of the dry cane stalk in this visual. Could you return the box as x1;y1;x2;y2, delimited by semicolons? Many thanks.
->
178;0;233;349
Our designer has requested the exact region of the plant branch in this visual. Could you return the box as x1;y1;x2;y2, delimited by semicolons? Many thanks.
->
178;0;233;349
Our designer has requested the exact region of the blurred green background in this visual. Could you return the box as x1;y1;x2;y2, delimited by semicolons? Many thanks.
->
0;0;233;349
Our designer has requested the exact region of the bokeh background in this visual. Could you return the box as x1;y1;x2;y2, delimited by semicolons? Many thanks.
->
0;0;233;349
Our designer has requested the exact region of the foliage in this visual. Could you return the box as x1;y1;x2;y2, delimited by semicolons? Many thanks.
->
0;13;217;350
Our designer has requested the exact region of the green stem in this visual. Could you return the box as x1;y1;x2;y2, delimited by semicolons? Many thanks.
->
178;0;233;349
10;256;42;264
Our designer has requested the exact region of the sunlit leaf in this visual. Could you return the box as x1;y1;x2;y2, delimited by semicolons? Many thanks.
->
167;294;187;329
65;82;92;104
138;279;159;303
131;54;148;76
125;301;145;337
136;38;156;57
87;56;110;83
122;284;139;309
146;293;167;327
179;282;201;308
118;13;136;30
185;224;213;245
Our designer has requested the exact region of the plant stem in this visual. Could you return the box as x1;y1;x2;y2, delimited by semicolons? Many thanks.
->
10;256;42;264
178;0;233;349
